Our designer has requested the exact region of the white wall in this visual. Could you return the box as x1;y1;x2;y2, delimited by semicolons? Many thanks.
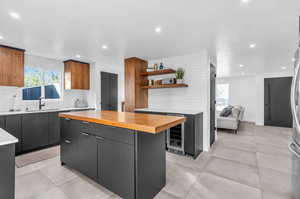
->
88;58;124;111
0;54;89;112
217;71;293;125
217;76;257;122
148;52;212;151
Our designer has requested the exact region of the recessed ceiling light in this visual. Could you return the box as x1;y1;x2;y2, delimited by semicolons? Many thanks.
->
0;35;3;40
75;54;81;58
9;11;20;20
249;43;256;48
281;66;287;70
241;0;251;3
102;45;108;50
241;72;245;76
155;26;162;33
292;58;296;62
239;64;244;67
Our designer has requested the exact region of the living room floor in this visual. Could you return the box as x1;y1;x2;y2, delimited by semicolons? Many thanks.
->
15;122;293;199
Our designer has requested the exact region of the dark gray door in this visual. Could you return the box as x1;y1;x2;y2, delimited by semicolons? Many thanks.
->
101;72;118;111
210;64;216;145
264;77;293;127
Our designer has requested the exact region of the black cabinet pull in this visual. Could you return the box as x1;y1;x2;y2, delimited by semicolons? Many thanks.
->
64;139;71;144
80;132;89;136
96;136;104;140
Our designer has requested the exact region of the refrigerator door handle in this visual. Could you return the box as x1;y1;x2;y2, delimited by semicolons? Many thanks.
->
290;60;300;133
289;140;300;158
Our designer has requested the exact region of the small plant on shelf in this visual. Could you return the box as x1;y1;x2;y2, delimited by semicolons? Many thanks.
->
175;68;185;84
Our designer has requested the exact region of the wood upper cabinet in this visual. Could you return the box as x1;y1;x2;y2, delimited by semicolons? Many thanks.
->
0;45;25;87
124;57;148;112
64;60;90;90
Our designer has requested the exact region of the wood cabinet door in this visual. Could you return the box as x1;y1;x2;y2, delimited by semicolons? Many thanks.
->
64;60;90;90
0;46;24;87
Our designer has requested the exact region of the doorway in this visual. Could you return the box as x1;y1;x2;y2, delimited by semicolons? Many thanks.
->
101;72;118;111
264;77;293;127
210;64;216;145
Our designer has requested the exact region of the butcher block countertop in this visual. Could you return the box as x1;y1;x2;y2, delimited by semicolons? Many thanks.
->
59;110;186;133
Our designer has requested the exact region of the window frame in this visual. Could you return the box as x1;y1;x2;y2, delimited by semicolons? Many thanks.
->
23;66;63;101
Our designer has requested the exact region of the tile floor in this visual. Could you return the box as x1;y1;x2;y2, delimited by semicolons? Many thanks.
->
15;122;294;199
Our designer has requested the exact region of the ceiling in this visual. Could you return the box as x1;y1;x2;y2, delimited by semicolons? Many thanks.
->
0;0;300;76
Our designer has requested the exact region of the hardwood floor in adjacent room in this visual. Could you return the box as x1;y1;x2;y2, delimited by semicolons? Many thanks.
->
15;122;293;199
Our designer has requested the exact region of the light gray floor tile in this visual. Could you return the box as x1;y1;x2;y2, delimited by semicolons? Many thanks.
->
262;191;292;199
15;161;47;177
154;190;181;199
15;170;56;199
256;143;291;157
259;167;293;198
257;152;292;174
59;177;113;199
212;145;257;166
31;187;70;199
204;157;260;188
40;164;78;185
163;163;199;198
185;172;262;199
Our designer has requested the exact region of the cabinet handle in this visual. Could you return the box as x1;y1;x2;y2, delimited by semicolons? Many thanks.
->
82;121;89;124
64;139;71;144
80;132;89;136
96;136;104;140
65;118;71;121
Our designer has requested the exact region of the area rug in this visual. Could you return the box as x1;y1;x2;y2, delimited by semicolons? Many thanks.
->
15;146;60;168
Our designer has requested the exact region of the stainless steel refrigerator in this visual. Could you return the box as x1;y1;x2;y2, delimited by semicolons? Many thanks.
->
289;37;300;199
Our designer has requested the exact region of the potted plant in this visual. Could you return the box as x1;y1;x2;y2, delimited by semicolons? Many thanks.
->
175;68;185;84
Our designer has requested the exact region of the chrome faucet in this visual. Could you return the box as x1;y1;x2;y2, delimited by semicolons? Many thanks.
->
39;97;46;110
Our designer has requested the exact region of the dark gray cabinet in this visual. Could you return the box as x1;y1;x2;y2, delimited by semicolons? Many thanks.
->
0;144;15;199
135;110;203;159
22;113;49;151
0;116;5;129
98;138;135;199
78;132;97;181
60;118;80;169
48;112;60;145
5;115;22;154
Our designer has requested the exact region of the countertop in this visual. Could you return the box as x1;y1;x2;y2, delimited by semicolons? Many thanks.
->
0;107;94;116
59;110;186;133
0;128;18;146
135;108;203;115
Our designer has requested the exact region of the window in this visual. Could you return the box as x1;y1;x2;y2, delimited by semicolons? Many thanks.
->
216;83;229;111
23;66;61;100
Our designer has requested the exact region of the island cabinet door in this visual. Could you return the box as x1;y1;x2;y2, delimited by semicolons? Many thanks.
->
77;132;97;181
0;116;5;129
97;138;135;199
60;118;79;169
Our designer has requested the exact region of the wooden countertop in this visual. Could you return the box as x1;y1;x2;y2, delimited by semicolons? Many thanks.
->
59;110;186;133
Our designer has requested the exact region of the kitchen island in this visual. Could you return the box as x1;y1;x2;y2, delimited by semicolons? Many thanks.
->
59;110;186;199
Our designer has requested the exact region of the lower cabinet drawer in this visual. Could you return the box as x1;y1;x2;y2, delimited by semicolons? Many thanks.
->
80;122;134;145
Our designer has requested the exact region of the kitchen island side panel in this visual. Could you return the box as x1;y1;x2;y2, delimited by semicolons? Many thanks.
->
0;144;15;199
135;130;166;199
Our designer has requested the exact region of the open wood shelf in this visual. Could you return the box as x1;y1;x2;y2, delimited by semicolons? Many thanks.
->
140;69;176;76
142;84;188;89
